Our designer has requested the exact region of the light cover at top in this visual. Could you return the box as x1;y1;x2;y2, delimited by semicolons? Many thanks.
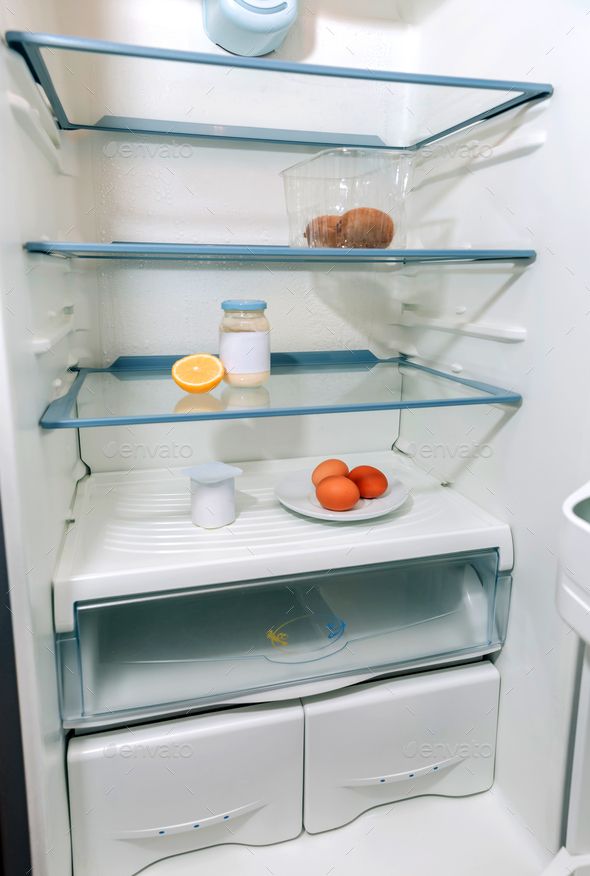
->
203;0;298;57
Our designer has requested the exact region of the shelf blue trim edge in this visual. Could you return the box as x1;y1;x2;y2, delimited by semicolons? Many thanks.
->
5;32;554;94
39;351;522;430
107;351;384;369
25;242;537;264
6;31;553;150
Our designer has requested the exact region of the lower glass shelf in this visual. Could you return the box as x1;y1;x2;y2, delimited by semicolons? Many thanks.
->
40;351;521;429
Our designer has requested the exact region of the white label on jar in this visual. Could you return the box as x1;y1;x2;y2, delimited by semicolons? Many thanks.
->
219;331;270;375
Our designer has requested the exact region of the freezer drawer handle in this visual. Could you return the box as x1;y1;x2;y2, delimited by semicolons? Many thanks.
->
112;799;265;839
344;753;464;787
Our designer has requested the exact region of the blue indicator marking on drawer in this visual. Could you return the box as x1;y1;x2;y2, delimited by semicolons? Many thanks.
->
326;619;346;640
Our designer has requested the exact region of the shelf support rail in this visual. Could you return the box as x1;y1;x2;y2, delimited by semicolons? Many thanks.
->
539;848;590;875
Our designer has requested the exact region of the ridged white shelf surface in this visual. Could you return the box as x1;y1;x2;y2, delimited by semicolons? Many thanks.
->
54;450;512;632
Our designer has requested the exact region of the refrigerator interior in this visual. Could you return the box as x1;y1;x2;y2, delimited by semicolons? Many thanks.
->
0;1;586;875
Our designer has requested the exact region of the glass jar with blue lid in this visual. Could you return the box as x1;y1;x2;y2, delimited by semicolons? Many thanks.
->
219;300;271;387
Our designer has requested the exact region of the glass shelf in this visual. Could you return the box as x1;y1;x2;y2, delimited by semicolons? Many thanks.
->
40;351;521;430
25;241;536;264
7;32;552;150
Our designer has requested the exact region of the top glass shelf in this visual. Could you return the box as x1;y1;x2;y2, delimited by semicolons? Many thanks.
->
6;32;553;151
40;351;521;430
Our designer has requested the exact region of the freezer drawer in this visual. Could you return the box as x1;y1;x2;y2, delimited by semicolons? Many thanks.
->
57;549;511;726
303;662;499;833
67;702;303;876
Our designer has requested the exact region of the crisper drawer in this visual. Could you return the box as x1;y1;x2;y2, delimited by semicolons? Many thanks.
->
57;549;511;726
68;702;304;876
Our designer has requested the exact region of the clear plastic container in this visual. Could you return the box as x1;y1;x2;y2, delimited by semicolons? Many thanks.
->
57;550;511;727
219;299;270;388
281;148;413;249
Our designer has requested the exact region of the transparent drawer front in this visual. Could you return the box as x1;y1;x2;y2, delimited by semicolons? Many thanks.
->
57;550;510;724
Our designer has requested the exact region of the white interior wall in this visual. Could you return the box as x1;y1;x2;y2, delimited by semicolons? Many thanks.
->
0;2;93;875
396;0;588;855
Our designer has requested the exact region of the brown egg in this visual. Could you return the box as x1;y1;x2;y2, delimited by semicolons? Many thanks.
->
312;459;349;487
316;475;360;512
356;472;388;499
304;215;342;248
348;466;388;498
348;465;386;485
340;208;394;248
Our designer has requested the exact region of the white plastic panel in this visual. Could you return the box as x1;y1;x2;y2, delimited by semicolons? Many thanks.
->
67;701;304;876
0;17;94;876
303;662;499;833
558;481;590;645
566;646;590;857
558;485;590;864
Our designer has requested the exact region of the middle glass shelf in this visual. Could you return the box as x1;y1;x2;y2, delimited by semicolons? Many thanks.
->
25;241;536;264
40;351;521;430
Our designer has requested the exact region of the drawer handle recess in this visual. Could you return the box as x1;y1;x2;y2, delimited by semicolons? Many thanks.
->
345;753;464;787
112;799;264;840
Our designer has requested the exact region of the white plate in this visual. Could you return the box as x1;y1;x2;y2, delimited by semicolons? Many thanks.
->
275;468;410;522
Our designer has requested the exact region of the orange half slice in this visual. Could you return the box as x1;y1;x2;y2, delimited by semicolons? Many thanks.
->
171;354;225;394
